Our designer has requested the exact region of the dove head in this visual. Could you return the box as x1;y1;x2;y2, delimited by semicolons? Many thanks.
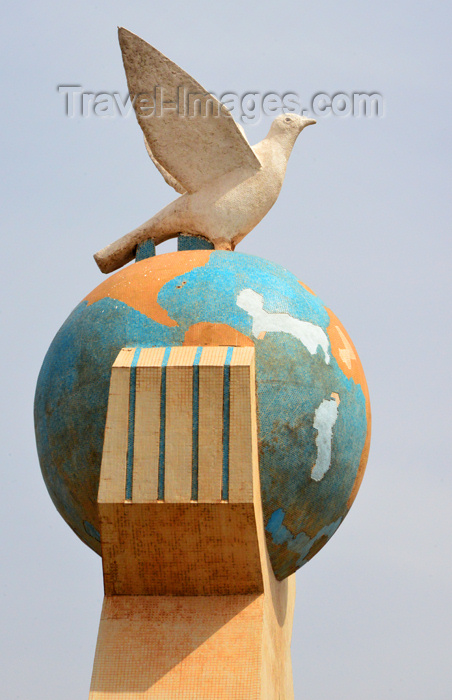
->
270;113;316;136
267;113;316;153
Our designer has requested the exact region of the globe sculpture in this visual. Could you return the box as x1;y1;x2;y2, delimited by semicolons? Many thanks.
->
35;250;370;580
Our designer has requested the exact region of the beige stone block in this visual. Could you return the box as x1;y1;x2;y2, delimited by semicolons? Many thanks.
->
164;346;198;502
198;346;227;502
133;348;165;503
98;348;135;504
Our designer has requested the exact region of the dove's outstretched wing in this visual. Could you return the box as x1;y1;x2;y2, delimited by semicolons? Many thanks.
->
119;28;261;194
144;136;187;194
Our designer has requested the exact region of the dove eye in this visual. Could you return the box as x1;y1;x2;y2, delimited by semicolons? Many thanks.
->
284;117;292;123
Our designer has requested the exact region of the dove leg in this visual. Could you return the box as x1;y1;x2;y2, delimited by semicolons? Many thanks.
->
88;346;295;699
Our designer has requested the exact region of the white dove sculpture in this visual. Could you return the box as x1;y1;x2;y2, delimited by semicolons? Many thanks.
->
94;28;316;273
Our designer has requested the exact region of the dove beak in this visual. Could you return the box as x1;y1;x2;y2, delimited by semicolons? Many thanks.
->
303;118;317;127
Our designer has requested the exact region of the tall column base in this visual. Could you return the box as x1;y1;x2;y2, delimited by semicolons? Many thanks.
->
89;582;295;699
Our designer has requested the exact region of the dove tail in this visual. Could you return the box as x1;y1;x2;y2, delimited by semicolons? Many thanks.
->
94;199;190;273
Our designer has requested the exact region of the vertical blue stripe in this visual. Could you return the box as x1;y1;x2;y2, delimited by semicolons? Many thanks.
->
125;348;141;501
222;347;234;501
191;347;203;501
158;347;171;501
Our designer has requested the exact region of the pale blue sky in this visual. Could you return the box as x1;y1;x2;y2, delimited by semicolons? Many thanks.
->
1;1;451;698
